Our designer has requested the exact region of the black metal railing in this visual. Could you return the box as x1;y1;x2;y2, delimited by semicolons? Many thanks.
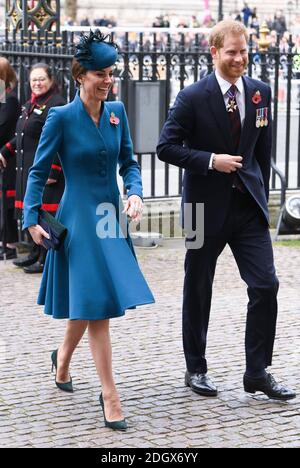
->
1;28;299;198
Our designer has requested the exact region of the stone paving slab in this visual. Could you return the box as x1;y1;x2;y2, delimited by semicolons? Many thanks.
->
0;240;299;448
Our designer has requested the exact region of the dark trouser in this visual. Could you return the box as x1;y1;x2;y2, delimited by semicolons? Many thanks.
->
183;189;279;377
27;233;40;258
27;233;47;264
0;207;18;244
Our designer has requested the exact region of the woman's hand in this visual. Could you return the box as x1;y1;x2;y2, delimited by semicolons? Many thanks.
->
28;224;50;246
46;178;57;185
0;153;7;170
122;195;143;223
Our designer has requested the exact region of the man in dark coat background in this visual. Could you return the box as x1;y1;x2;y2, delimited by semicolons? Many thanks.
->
0;58;21;260
157;19;296;401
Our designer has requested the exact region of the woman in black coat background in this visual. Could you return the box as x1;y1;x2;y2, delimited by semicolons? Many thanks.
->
0;62;65;272
0;57;21;260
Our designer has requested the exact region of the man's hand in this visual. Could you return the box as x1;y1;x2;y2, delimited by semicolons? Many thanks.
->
213;154;243;173
0;154;7;170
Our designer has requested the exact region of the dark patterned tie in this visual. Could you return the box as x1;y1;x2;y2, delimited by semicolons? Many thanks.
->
226;84;241;152
226;85;245;193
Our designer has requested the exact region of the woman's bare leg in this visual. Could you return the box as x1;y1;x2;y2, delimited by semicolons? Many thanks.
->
56;320;88;383
88;319;123;422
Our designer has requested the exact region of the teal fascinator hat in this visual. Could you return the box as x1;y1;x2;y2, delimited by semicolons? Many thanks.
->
74;29;118;70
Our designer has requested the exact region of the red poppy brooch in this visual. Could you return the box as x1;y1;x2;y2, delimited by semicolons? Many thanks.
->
252;91;262;105
110;112;120;126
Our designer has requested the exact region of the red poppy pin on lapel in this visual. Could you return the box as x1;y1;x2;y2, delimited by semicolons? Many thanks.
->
110;112;120;126
252;91;262;105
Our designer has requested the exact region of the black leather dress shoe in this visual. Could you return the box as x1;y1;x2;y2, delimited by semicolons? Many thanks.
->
0;248;17;260
13;254;39;268
244;373;296;401
185;371;218;397
23;261;44;274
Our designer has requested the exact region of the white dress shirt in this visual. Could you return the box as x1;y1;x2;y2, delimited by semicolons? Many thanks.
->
208;71;246;170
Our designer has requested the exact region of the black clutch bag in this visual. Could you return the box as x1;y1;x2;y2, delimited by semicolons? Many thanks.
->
38;209;67;251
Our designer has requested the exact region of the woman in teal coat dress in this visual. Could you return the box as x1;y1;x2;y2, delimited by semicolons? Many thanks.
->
23;31;154;431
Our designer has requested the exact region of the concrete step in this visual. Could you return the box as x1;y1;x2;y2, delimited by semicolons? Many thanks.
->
136;190;300;238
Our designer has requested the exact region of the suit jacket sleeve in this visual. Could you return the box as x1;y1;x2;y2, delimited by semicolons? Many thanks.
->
157;89;212;175
118;102;143;199
254;87;272;201
23;108;63;229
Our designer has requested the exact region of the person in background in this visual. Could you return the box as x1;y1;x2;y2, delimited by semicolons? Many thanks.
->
0;58;21;260
0;63;65;273
249;8;260;36
272;11;287;38
80;17;90;27
242;2;253;27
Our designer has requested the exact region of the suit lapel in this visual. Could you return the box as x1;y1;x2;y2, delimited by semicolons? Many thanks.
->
238;77;257;154
206;73;234;153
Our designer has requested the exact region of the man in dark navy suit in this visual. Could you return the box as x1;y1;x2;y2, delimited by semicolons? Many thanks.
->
157;20;296;400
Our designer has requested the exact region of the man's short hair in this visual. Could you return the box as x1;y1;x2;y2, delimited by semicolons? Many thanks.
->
209;19;249;50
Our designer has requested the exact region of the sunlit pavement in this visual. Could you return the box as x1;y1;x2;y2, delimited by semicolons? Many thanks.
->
0;240;299;448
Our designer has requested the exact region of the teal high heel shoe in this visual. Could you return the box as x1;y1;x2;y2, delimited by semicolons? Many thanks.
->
51;349;74;393
99;393;127;431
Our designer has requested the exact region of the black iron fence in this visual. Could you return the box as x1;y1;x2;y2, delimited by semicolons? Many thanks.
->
1;28;300;198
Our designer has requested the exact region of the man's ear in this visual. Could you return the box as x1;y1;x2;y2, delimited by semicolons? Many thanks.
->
210;46;218;60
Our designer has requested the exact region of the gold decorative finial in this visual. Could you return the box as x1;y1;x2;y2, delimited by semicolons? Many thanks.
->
258;21;271;52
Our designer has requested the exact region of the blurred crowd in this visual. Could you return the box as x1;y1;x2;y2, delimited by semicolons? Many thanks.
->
148;4;300;54
63;15;117;28
58;6;300;63
151;5;292;38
